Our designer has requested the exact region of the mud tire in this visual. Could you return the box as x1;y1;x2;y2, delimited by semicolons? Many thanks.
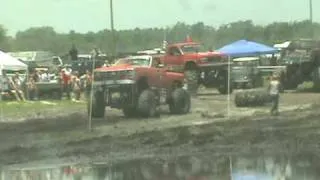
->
184;70;199;96
88;90;105;118
169;88;191;114
137;89;157;117
234;89;270;107
122;106;137;118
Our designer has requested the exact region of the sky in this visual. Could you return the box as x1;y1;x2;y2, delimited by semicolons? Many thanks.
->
1;0;319;36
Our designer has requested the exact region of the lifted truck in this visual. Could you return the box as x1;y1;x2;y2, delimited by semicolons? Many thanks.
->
160;41;232;94
89;55;191;118
277;39;320;90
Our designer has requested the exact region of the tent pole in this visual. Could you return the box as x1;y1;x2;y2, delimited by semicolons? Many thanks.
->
25;69;29;101
0;67;3;122
227;56;231;119
229;156;233;180
88;55;96;132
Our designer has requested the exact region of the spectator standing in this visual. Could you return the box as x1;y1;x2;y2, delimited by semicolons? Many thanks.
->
71;72;81;101
61;69;71;100
268;73;281;116
27;73;37;101
0;71;10;100
11;73;26;101
69;44;78;61
84;70;92;99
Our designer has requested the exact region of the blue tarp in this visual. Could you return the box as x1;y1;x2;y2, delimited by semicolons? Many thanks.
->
217;40;278;57
232;172;274;180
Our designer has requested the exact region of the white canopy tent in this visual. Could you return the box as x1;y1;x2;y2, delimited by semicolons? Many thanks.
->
0;50;28;75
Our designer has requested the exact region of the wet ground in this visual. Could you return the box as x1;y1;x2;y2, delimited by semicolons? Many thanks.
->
1;89;320;172
2;153;320;180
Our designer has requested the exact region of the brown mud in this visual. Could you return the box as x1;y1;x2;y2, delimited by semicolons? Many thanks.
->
1;90;320;167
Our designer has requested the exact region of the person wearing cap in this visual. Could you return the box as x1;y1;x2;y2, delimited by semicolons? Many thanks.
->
268;73;281;116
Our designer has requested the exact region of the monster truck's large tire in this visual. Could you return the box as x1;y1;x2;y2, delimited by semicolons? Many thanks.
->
184;70;199;96
235;92;246;107
169;88;191;114
234;88;271;107
87;90;105;118
137;89;158;117
122;106;137;118
312;67;320;91
217;72;233;94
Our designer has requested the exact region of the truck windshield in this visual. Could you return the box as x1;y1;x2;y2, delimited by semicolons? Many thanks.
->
181;45;207;53
114;58;150;66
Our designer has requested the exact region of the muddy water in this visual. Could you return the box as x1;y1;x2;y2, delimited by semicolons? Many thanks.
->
1;153;319;180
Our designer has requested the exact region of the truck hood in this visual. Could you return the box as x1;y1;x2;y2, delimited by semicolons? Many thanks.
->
95;64;135;72
184;51;225;58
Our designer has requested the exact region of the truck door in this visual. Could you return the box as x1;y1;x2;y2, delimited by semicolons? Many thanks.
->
163;46;183;72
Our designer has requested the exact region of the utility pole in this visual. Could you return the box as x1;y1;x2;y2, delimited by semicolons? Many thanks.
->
309;0;313;23
110;0;116;62
309;0;314;38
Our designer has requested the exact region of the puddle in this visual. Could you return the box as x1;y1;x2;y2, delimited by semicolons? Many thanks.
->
1;154;319;180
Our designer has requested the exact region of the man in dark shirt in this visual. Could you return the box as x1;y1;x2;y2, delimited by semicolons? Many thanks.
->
69;44;78;61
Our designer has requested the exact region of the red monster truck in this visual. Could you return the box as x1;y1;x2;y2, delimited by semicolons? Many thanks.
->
88;54;191;118
161;40;233;94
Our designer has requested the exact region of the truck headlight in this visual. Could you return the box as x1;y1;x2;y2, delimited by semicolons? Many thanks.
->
126;70;136;79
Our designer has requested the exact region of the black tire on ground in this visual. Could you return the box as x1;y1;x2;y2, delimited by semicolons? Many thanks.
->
169;88;191;114
235;92;244;107
184;70;199;95
234;89;270;107
137;89;158;117
122;106;137;118
87;90;105;118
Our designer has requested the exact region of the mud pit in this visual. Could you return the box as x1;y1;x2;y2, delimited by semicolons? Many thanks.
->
1;89;320;167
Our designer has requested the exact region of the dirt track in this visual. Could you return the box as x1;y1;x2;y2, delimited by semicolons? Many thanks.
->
1;89;320;167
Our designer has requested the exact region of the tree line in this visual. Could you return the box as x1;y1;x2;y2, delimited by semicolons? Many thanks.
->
0;20;319;56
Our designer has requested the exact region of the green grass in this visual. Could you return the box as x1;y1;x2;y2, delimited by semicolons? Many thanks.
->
0;100;86;118
296;81;315;92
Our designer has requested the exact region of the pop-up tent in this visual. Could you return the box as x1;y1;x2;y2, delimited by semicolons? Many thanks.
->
231;172;273;180
217;40;278;57
0;50;28;74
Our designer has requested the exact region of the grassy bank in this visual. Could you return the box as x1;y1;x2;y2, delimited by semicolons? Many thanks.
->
0;100;86;120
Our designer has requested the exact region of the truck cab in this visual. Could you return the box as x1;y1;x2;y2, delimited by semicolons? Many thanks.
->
161;42;232;94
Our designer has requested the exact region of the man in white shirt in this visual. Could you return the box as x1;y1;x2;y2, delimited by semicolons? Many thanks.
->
268;73;281;116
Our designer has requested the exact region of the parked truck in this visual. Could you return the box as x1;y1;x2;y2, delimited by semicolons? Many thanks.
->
160;41;232;95
278;39;320;90
231;57;264;89
89;55;191;118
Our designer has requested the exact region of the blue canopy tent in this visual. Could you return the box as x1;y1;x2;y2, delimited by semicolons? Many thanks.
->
231;172;274;180
217;40;278;57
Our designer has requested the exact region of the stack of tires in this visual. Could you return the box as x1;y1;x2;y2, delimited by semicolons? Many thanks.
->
184;70;199;96
235;88;271;107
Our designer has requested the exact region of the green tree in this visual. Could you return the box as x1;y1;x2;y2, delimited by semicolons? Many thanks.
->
4;19;320;56
0;25;11;51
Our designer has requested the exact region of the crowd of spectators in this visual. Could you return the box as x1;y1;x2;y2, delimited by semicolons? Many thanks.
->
0;68;92;102
0;44;100;102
